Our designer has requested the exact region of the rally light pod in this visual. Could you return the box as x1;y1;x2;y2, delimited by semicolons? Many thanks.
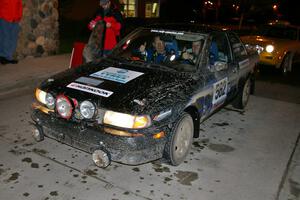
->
56;95;73;120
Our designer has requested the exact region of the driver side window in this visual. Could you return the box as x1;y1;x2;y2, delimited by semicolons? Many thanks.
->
211;32;231;64
209;32;232;72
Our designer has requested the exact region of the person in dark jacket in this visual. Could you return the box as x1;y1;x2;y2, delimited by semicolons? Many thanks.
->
0;0;23;64
181;40;203;64
88;0;124;56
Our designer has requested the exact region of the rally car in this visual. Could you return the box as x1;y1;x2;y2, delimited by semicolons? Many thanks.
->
31;24;258;168
240;20;300;75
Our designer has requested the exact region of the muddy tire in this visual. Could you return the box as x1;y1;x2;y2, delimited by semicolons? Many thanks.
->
163;113;194;166
232;77;251;109
281;53;293;76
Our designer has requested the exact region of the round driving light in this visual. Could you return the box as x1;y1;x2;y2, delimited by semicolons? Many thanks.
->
56;95;73;119
31;124;44;142
92;150;110;168
266;45;274;53
80;100;96;119
45;93;55;109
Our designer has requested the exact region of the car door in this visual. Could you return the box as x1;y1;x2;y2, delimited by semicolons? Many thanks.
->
227;32;250;87
207;32;233;113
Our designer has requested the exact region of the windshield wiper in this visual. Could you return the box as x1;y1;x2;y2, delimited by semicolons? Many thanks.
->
107;55;129;63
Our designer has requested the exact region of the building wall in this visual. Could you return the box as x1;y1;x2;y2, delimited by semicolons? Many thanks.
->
17;0;59;58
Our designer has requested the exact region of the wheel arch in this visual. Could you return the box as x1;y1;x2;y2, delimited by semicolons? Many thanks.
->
184;106;200;138
238;71;255;94
279;51;294;72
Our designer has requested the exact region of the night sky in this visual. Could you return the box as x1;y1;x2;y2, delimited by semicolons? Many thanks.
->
159;0;299;25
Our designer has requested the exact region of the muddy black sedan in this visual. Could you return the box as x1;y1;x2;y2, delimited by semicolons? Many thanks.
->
31;24;258;168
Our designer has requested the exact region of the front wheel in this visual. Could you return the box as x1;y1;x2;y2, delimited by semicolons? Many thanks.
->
163;113;194;166
232;77;251;109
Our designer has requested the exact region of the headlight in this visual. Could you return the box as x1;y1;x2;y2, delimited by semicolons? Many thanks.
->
45;93;55;109
35;88;55;109
80;100;96;119
103;111;151;129
266;45;274;53
35;88;47;104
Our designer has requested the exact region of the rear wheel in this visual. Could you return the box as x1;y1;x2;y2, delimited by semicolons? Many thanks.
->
164;113;194;166
232;77;251;109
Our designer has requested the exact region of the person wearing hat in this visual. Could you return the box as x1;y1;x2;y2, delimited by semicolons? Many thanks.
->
88;0;124;56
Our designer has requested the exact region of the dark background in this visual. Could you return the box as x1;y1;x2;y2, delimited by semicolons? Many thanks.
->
58;0;299;54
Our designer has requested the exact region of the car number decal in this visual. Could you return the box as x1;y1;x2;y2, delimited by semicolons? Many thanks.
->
212;78;228;105
90;67;144;84
67;82;113;97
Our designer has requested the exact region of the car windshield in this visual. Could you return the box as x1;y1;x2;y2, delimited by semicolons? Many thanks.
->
257;25;298;40
110;28;207;72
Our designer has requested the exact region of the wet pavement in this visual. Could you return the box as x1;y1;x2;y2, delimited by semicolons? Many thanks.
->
0;54;300;200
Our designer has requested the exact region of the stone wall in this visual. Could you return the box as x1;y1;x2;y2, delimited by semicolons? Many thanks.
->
17;0;59;58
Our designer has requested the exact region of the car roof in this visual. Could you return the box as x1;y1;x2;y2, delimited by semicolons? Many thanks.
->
143;23;231;34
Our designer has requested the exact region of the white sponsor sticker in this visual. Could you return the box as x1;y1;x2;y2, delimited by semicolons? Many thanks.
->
90;67;144;84
67;82;113;97
212;78;228;105
239;59;250;69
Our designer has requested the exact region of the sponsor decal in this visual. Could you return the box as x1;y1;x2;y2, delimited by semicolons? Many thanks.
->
239;59;250;69
75;77;103;86
150;29;184;35
90;67;144;84
67;82;113;97
212;78;228;105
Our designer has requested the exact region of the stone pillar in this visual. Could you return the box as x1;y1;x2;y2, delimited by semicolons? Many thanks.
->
17;0;59;58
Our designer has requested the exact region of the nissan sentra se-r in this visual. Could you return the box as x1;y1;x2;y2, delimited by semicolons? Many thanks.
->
31;24;258;168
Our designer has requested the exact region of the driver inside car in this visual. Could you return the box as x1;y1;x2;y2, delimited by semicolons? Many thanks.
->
136;36;168;64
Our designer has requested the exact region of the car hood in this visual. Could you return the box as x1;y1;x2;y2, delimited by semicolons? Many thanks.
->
39;60;198;114
240;35;295;47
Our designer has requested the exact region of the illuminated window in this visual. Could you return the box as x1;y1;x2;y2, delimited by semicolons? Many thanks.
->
145;2;159;18
120;0;136;17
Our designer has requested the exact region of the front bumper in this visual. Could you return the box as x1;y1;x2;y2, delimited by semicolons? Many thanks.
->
31;109;167;165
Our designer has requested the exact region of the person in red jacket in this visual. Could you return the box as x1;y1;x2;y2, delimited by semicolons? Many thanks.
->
88;0;124;56
0;0;23;64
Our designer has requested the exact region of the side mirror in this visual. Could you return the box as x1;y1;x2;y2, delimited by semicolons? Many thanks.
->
214;61;228;71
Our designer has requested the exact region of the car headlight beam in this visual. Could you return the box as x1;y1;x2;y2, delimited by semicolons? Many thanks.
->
103;111;151;129
80;100;96;119
266;45;274;53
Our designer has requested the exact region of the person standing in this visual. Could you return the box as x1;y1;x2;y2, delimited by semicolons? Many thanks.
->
0;0;23;64
88;0;124;56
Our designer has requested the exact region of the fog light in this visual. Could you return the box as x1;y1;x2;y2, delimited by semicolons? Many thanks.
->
56;95;73;119
31;124;44;142
92;150;110;168
80;100;96;119
45;93;55;109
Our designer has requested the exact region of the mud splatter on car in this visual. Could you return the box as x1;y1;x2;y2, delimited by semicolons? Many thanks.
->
31;23;258;168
